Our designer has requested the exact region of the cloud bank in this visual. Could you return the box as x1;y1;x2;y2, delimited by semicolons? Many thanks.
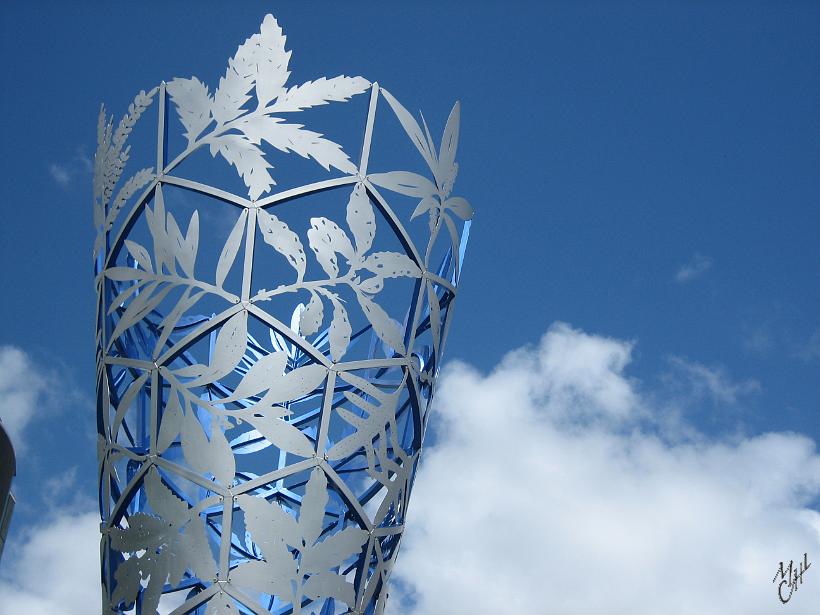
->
0;511;101;615
389;323;820;615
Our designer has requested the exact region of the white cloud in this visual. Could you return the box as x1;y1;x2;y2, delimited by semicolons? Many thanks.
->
666;356;761;404
389;323;820;615
797;327;820;361
675;252;713;282
48;149;94;187
0;346;53;453
48;163;72;187
0;511;101;615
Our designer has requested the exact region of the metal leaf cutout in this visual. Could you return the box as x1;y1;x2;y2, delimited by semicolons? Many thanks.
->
258;209;306;282
361;252;421;279
109;467;216;612
307;217;355;277
166;77;212;145
368;171;437;198
346;182;376;255
234;469;367;608
325;291;352;362
166;14;369;199
156;387;183;453
357;293;406;355
299;291;324;336
243;411;315;457
327;373;403;462
181;311;248;387
216;210;247;287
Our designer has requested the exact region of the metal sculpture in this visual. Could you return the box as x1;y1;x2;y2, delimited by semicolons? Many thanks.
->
94;14;472;615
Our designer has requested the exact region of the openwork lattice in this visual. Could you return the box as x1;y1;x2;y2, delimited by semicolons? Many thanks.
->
94;14;472;615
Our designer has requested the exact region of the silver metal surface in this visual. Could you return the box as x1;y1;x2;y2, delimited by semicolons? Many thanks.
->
95;13;472;615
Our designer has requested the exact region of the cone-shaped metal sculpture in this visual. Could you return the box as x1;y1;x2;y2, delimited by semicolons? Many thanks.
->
94;14;472;615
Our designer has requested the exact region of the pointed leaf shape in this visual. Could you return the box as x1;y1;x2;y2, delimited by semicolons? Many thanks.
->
257;209;306;281
141;554;169;613
221;351;288;402
111;556;141;607
110;282;176;343
300;468;328;547
216;210;247;287
380;89;437;172
210;134;274;200
182;408;235;484
307;230;338;277
238;493;301;552
427;280;442;362
172;362;208;379
300;291;324;336
212;49;255;126
187;311;248;386
124;239;153;273
411;196;437;221
443;212;462;276
346;182;375;255
112;371;149;437
244;412;315;457
105;168;155;241
419;111;438;167
240;117;357;174
209;424;236;485
326;410;370;461
181;408;213;476
179;514;217;581
167;77;213;144
144;467;188;526
356;294;406;354
104;267;147;281
253;14;292;107
154;288;205;357
302;526;368;573
326;293;351;362
272;75;370;112
146;186;177;275
250;363;327;405
357;276;383;295
157;388;182;454
310;217;355;262
444;196;473;221
166;548;187;588
368;171;437;198
302;571;356;605
110;513;168;552
438;101;460;182
361;251;421;279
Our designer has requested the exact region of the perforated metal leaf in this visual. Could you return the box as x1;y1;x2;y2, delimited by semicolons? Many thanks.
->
346;182;376;255
361;251;421;279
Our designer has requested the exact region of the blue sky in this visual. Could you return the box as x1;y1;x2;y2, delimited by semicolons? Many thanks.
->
0;2;819;614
